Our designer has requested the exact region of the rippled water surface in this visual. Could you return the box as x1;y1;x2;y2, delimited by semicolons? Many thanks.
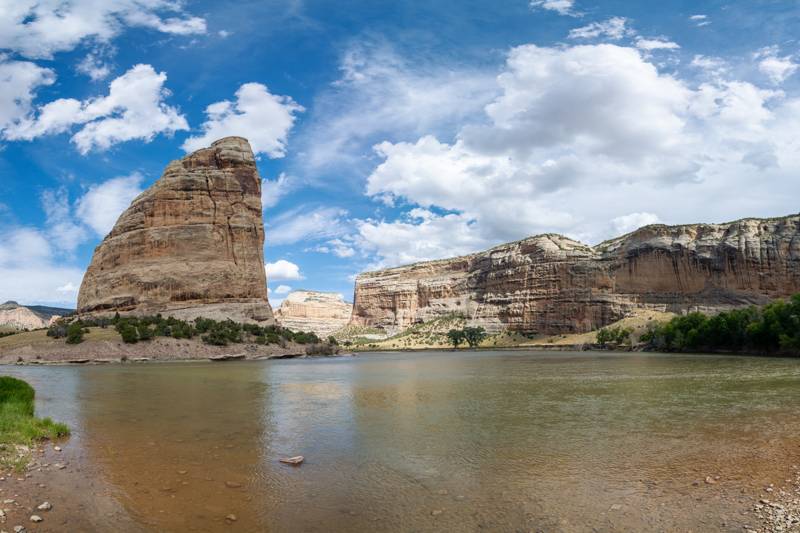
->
5;350;800;532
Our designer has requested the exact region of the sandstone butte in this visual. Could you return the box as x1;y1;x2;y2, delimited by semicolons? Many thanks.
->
77;137;274;323
274;290;352;336
349;214;800;336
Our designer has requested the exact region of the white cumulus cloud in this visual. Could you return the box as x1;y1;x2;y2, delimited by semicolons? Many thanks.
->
76;52;112;81
273;284;292;295
265;260;304;281
0;227;84;306
6;64;189;153
182;83;304;158
352;42;800;268
0;58;55;135
76;174;144;236
756;47;798;85
0;0;206;60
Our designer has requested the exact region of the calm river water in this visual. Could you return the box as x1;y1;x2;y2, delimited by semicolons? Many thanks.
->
4;350;800;532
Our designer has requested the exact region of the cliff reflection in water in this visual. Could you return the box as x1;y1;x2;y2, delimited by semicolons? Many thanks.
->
3;351;800;532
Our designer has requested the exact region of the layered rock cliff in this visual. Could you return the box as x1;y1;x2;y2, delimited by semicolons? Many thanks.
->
275;291;352;336
77;137;274;323
350;214;800;335
0;301;68;330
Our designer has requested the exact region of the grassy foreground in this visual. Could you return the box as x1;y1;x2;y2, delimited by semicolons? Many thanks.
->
0;376;68;470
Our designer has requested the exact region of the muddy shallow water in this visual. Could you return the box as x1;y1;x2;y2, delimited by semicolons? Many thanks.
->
4;350;800;532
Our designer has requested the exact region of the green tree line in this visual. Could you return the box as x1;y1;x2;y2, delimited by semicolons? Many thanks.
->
641;294;800;355
48;313;323;347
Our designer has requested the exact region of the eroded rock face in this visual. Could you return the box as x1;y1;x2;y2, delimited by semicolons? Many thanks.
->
350;215;800;335
0;305;47;330
275;291;352;336
0;302;71;330
77;137;274;323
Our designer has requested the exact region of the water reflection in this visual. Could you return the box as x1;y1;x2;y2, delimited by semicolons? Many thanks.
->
1;351;799;532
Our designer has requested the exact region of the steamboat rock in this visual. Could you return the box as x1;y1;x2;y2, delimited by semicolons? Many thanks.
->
77;137;274;323
275;291;352;336
350;214;800;335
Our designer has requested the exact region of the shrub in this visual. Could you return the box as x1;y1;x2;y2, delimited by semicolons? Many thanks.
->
463;326;487;348
447;329;466;348
136;324;154;341
596;326;632;347
65;322;85;344
46;324;67;339
118;323;139;344
305;342;339;356
201;329;229;346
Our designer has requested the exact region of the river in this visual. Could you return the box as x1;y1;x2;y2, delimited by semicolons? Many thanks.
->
4;350;800;532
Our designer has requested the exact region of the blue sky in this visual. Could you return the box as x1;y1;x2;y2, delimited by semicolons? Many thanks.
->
2;0;800;309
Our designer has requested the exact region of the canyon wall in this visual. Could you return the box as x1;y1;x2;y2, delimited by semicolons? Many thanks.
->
350;215;800;335
77;137;274;323
275;291;352;336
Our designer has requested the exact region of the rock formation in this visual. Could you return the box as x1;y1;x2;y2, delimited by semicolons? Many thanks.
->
275;291;352;336
77;137;274;323
0;301;70;330
350;214;800;335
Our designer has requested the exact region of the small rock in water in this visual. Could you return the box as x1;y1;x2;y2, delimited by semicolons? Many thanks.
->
13;526;25;533
705;476;717;485
3;499;14;504
53;446;61;452
279;455;304;466
431;509;443;516
177;470;188;475
225;514;237;522
54;463;66;470
29;515;42;523
225;481;242;489
36;502;51;511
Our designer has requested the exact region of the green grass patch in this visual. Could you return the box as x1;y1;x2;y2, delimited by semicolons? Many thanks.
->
0;376;69;471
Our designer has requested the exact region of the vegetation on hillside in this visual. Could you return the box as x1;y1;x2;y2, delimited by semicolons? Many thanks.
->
0;377;69;471
46;314;331;350
596;325;633;348
641;294;800;355
447;326;488;348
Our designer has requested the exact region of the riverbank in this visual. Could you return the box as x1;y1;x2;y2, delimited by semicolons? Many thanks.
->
340;309;674;352
0;328;346;365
